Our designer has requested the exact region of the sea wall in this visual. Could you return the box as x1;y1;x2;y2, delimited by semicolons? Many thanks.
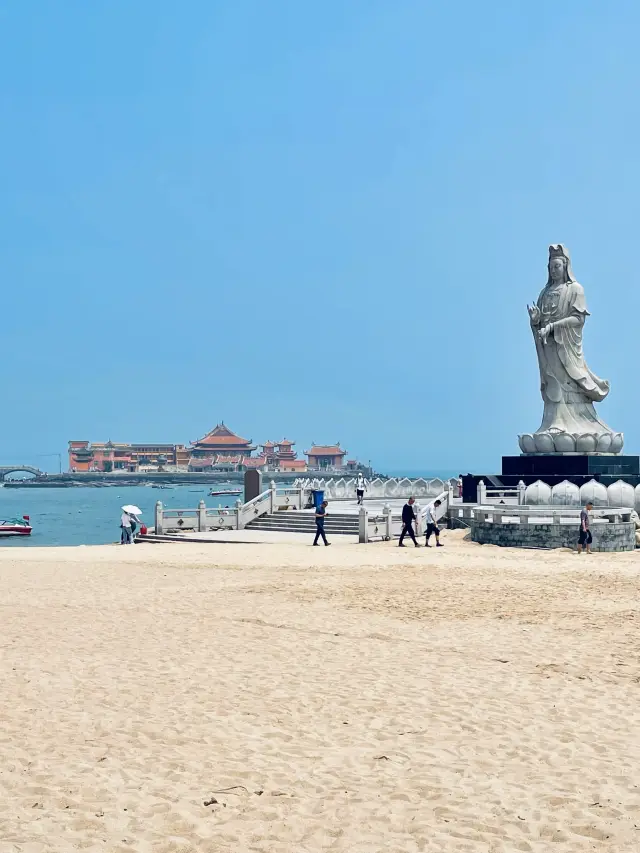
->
4;470;371;488
472;519;635;552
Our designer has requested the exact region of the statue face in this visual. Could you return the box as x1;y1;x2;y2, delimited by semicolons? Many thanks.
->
549;257;566;281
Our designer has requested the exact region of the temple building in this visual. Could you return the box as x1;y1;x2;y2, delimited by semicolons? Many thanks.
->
304;444;347;470
68;426;350;474
275;439;296;462
259;439;298;468
68;441;189;472
259;442;277;467
188;423;257;471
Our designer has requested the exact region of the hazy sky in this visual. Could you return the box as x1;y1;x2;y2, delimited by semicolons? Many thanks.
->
2;0;639;473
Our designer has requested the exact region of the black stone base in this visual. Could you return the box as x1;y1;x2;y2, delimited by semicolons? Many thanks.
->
502;454;640;479
461;454;640;502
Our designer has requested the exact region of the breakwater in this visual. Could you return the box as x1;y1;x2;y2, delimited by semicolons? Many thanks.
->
4;470;375;488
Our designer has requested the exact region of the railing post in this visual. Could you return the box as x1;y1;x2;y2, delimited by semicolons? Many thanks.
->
358;504;368;543
198;500;206;532
269;479;276;514
414;502;423;536
235;498;242;530
155;501;163;535
447;482;454;507
383;503;392;540
517;480;526;505
297;487;304;509
477;479;486;504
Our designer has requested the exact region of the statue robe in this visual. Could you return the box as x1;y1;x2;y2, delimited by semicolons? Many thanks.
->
534;280;609;407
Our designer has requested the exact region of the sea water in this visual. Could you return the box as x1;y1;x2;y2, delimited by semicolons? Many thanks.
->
0;485;243;547
0;471;458;547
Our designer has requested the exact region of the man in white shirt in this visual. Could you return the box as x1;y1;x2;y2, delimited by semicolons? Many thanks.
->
355;473;368;505
425;499;443;547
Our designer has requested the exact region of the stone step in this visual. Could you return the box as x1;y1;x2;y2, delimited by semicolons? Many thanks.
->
247;519;358;533
247;512;359;534
251;513;358;524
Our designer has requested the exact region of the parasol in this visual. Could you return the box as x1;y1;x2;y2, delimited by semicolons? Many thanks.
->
121;505;142;515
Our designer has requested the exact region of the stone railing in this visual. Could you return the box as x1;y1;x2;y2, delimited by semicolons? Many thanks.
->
358;489;451;543
153;482;306;534
467;505;632;524
295;476;458;501
466;505;635;552
154;500;238;534
475;478;640;510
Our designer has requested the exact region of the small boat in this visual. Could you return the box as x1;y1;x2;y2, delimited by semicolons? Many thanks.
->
0;515;32;537
208;488;242;497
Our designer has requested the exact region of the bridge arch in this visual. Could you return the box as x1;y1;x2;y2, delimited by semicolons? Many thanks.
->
0;466;44;481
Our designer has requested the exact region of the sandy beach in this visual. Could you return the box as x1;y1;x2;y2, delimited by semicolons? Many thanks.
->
1;533;640;852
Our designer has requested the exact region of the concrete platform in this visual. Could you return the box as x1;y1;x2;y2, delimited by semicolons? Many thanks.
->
140;529;359;545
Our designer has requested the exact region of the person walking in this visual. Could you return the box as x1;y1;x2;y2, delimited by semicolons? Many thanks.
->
120;510;133;545
399;497;420;547
355;473;368;505
578;501;593;554
425;499;443;547
313;500;331;546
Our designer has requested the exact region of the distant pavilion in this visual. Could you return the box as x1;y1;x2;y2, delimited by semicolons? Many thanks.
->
304;444;347;470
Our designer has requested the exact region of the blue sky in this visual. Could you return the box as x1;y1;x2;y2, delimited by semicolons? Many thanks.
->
1;0;639;473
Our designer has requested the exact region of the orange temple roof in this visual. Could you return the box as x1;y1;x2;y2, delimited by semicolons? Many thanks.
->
305;445;346;456
192;423;254;447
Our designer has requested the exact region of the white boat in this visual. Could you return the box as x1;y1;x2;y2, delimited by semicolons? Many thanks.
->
0;515;32;537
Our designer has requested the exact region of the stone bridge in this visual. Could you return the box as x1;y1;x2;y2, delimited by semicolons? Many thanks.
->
0;465;44;481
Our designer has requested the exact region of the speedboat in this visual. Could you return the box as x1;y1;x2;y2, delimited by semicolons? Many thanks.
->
0;515;32;537
208;488;242;497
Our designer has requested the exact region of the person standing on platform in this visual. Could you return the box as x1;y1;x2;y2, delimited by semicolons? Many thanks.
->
457;475;463;499
355;473;368;505
313;500;331;546
578;501;593;554
425;500;443;547
399;497;420;547
120;510;133;545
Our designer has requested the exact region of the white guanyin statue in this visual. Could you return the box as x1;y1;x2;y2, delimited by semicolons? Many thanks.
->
519;244;623;455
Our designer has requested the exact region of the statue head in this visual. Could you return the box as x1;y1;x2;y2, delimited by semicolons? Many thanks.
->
546;244;576;285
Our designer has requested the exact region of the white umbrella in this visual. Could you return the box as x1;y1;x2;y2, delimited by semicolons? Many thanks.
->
121;505;142;515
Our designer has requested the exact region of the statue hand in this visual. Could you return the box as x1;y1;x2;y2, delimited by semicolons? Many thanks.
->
538;323;553;344
528;304;541;326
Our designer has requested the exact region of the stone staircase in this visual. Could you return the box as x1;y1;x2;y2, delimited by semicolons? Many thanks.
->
246;511;359;536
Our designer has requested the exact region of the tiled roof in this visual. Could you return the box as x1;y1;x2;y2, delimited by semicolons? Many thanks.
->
243;456;267;469
304;445;346;456
193;423;253;446
189;456;214;467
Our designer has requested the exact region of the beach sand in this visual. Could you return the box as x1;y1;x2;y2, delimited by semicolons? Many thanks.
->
1;532;640;852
